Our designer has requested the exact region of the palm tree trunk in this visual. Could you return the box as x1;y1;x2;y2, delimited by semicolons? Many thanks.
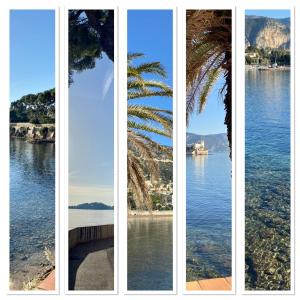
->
224;50;232;159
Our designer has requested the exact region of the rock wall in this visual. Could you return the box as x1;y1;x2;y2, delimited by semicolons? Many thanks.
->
246;16;290;49
255;21;290;49
69;225;114;250
10;123;55;143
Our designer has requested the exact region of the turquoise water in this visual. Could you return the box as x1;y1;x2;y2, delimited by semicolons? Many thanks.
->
10;139;55;289
245;70;290;290
186;152;231;281
127;217;173;290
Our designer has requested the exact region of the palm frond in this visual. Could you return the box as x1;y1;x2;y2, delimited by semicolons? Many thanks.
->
128;121;171;138
128;79;173;95
127;53;173;209
186;10;232;155
128;52;144;62
128;151;152;210
128;105;172;132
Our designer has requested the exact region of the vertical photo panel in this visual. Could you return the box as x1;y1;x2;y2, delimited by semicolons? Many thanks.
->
9;10;56;291
68;10;115;291
245;10;291;291
127;10;173;291
185;10;232;291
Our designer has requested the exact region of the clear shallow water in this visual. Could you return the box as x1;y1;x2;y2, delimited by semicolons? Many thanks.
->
186;152;231;281
10;139;55;288
245;70;290;290
127;217;173;290
69;209;114;230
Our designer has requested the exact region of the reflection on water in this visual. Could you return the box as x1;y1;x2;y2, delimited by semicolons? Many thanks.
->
186;152;231;281
193;154;206;176
10;139;55;289
127;217;173;290
245;70;290;290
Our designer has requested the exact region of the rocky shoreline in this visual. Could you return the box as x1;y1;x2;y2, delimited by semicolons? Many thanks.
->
10;248;55;291
10;123;55;143
128;210;173;217
245;65;290;71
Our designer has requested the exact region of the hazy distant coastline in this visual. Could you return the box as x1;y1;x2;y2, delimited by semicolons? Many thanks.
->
69;202;113;210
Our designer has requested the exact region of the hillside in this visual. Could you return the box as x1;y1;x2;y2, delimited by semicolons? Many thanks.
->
10;88;55;124
245;16;290;49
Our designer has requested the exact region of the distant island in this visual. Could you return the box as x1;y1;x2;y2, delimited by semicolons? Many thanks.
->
69;202;113;210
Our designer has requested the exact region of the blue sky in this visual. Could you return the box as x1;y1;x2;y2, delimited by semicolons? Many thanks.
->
246;10;290;19
187;76;227;135
128;10;173;146
69;55;114;206
10;10;55;102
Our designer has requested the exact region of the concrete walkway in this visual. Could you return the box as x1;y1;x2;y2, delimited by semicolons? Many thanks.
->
186;276;232;291
37;270;55;291
69;238;114;290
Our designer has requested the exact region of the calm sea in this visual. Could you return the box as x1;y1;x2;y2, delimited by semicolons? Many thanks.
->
186;152;232;281
245;70;290;290
10;139;55;289
127;217;173;290
69;209;114;230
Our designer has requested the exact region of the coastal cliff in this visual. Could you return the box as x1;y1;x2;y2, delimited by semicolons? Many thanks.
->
245;16;290;49
10;123;55;143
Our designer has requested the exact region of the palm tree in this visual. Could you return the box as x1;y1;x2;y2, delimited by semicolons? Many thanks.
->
127;53;173;210
186;10;232;156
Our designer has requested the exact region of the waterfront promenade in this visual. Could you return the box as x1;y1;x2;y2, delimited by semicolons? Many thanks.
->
187;276;232;291
68;225;114;290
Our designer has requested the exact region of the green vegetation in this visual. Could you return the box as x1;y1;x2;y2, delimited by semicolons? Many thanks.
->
10;88;55;124
127;53;173;210
151;194;173;211
186;10;232;157
69;10;114;85
245;46;290;66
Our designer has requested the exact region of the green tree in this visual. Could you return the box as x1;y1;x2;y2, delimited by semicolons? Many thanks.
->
186;10;232;157
127;53;173;210
68;10;114;85
10;88;55;124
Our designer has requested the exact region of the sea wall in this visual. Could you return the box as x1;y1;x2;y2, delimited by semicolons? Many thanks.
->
10;123;55;143
69;224;114;250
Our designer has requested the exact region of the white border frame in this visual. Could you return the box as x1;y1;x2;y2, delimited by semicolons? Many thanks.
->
63;5;118;295
124;5;177;295
182;5;236;296
240;5;295;295
6;6;59;295
0;1;298;298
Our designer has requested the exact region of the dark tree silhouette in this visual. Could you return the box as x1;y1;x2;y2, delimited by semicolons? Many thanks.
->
186;10;232;157
68;10;114;85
